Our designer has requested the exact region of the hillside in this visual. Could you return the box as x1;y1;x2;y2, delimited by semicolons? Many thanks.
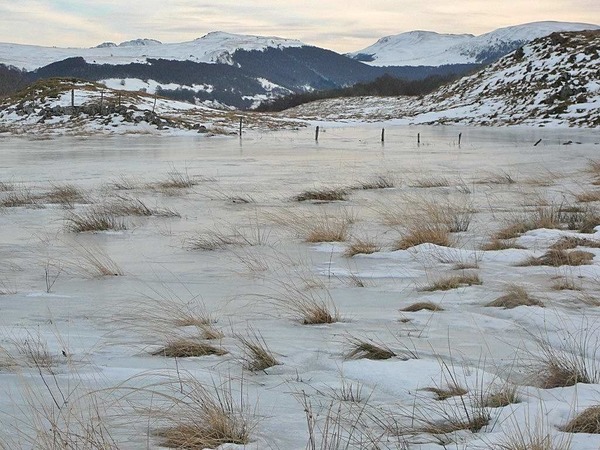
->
287;30;600;128
0;31;478;108
0;78;298;136
349;21;599;66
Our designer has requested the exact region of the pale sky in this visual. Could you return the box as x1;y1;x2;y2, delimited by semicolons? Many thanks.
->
1;0;599;52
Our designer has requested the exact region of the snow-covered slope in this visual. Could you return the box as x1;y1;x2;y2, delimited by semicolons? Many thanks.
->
0;31;306;71
349;21;600;67
0;79;299;136
288;30;600;128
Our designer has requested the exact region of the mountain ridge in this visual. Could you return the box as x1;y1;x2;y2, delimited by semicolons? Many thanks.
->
348;21;600;66
287;30;600;127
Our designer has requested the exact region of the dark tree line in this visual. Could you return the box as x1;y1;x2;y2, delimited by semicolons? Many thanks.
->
253;72;470;112
0;64;31;98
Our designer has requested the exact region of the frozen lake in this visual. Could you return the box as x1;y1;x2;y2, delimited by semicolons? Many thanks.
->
2;125;600;449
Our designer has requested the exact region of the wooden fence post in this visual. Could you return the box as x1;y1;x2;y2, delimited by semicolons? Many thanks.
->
417;133;420;145
239;117;243;137
71;89;74;108
315;126;320;142
381;128;385;143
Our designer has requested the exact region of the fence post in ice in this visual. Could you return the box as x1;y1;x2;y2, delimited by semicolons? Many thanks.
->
239;117;243;137
417;133;420;145
152;94;157;114
100;91;104;114
71;89;75;108
458;132;462;146
315;126;320;142
381;128;385;143
118;92;121;107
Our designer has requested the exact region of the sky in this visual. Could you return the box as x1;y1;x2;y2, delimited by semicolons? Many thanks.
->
1;0;599;52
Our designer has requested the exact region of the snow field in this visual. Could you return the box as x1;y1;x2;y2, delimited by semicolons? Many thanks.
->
0;126;600;448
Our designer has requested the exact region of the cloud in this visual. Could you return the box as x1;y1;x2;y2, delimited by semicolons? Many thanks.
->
0;0;597;52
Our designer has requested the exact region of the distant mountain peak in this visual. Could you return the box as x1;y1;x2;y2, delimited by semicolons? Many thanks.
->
95;42;117;48
349;20;600;67
118;38;162;47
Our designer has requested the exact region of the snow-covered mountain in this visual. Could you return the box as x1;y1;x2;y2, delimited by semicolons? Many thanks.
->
0;32;306;71
349;21;600;66
289;30;600;127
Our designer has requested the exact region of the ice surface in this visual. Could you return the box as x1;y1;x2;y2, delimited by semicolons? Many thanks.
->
1;126;600;448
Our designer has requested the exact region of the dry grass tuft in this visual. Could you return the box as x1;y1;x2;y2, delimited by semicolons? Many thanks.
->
66;243;124;278
0;181;15;191
270;207;354;243
420;384;468;401
494;204;583;240
105;197;180;217
561;406;600;434
110;175;139;190
421;273;482;292
0;189;41;208
65;209;127;232
539;363;590;389
520;249;594;267
576;190;600;203
480;385;520;408
186;231;243;251
453;261;479;270
44;183;87;206
481;238;526;251
260;277;341;325
477;170;517;185
419;415;490;435
394;224;454;250
401;302;444;312
344;239;380;257
344;338;396;360
150;376;254;450
496;205;600;238
495;222;533;240
237;330;280;372
532;322;600;389
306;220;349;243
588;159;600;175
294;188;348;202
550;236;600;250
496;428;569;450
551;275;581;291
151;339;227;358
486;285;544;309
354;175;395;190
155;168;198;189
410;176;450;188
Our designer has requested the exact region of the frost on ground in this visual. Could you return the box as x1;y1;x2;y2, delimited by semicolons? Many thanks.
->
289;30;600;128
1;126;600;449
